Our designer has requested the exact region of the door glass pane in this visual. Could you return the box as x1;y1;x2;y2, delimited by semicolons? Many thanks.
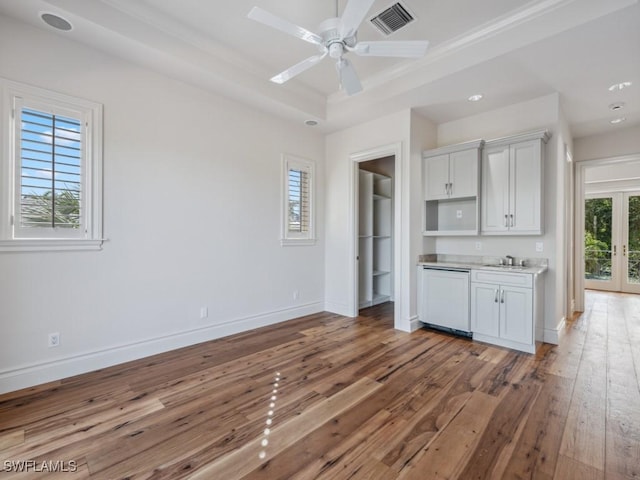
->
628;195;640;284
585;197;613;281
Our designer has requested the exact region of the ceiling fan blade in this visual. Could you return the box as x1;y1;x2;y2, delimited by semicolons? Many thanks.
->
339;0;376;39
271;52;328;84
248;6;323;46
336;58;362;96
353;40;430;57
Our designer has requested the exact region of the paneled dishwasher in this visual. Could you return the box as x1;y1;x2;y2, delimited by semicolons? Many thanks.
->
418;265;471;337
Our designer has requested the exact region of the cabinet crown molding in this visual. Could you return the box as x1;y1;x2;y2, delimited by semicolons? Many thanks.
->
423;139;484;158
484;129;551;148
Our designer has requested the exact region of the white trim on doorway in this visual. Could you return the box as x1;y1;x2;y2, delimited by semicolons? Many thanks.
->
575;153;640;311
349;143;403;330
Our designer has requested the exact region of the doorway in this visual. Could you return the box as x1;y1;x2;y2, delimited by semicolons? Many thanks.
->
574;155;640;312
358;156;395;310
584;191;640;293
348;142;402;329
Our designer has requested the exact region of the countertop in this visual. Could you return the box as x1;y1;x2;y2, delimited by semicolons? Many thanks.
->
417;254;548;275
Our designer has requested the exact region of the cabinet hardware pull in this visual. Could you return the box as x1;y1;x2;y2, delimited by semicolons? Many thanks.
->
504;214;508;227
500;289;505;304
623;244;627;256
494;289;499;303
445;183;449;195
613;245;617;256
510;214;514;227
449;183;452;195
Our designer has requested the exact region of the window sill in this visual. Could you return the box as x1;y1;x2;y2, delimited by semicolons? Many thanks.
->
0;239;104;253
281;238;316;247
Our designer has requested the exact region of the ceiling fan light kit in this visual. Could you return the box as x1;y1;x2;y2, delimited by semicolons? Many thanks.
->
248;0;429;95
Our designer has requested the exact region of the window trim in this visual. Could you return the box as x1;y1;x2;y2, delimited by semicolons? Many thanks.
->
281;154;315;246
0;79;103;252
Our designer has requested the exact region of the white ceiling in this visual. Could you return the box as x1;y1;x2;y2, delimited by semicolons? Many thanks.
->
1;0;639;137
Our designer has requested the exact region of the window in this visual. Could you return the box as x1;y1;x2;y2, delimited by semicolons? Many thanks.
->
282;155;315;245
0;79;103;251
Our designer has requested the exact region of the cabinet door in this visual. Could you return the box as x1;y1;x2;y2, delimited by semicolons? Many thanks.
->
499;286;533;345
423;269;470;331
510;140;542;234
424;154;450;200
471;282;500;337
449;148;478;198
481;146;510;233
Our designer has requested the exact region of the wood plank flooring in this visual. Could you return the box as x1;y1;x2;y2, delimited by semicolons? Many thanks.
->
1;290;639;479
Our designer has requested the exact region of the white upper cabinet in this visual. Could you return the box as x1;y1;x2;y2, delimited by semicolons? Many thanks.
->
449;149;480;199
481;130;550;235
422;140;483;236
424;153;450;200
424;142;482;200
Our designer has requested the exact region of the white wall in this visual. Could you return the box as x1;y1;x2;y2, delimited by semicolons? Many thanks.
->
324;111;411;324
0;17;325;393
324;109;438;331
409;112;438;325
574;124;640;162
430;94;565;341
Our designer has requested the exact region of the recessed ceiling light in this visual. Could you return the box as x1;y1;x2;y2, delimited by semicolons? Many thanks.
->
609;102;625;111
610;117;627;125
608;81;632;92
468;94;484;102
40;12;72;31
304;119;318;126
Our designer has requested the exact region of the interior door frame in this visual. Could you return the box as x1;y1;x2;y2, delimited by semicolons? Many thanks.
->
575;153;640;311
349;143;402;329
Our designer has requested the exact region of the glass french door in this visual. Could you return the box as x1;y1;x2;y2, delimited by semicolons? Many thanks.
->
624;192;640;293
585;192;640;293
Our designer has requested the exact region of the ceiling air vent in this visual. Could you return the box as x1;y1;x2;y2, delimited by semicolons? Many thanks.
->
370;2;415;36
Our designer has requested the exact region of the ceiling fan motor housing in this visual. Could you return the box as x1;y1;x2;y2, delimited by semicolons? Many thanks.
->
319;17;357;57
319;17;341;42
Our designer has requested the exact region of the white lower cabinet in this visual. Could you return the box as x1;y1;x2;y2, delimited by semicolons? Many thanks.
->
471;270;541;353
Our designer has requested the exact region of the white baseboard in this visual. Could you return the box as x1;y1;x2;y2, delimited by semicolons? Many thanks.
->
324;301;353;317
408;316;422;332
0;302;323;395
543;316;566;345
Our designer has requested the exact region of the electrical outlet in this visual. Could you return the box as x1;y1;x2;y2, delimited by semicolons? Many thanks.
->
48;332;60;348
293;290;299;301
456;210;463;219
475;241;482;251
536;242;544;252
200;307;208;319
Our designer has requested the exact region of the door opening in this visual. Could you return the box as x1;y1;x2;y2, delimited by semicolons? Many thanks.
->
584;191;640;294
357;156;395;311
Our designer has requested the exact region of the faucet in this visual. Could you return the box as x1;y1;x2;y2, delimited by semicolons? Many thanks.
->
505;255;514;266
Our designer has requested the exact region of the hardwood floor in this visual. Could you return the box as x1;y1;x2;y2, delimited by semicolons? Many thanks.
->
1;291;639;479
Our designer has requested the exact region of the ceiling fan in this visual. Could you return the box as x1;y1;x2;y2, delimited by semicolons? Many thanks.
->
248;0;429;95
